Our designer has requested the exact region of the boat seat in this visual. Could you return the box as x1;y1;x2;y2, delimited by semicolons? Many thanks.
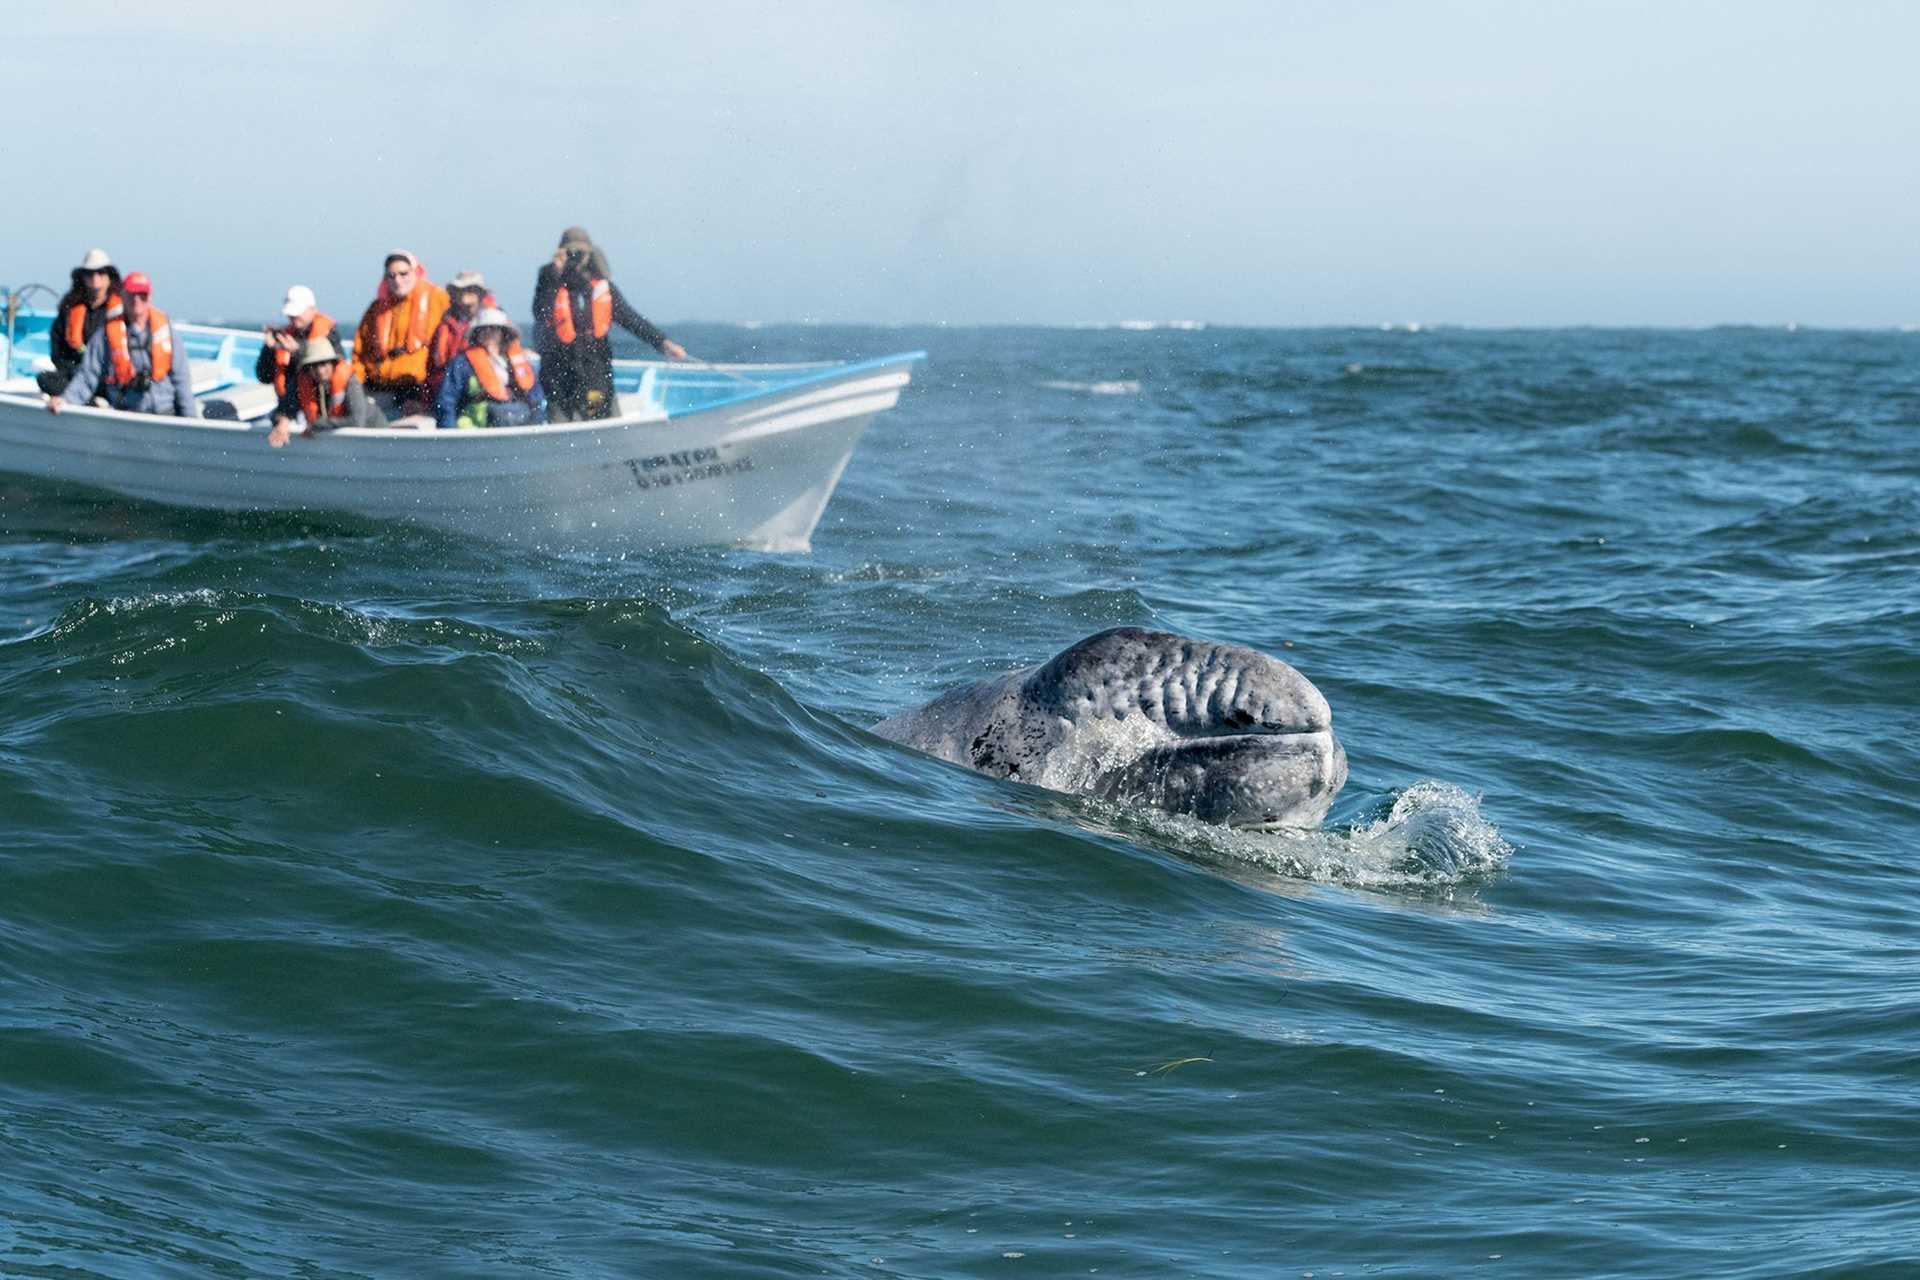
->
199;381;280;422
190;359;239;395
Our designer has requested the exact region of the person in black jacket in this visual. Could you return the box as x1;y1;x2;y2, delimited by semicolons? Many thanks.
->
39;248;123;396
530;226;685;421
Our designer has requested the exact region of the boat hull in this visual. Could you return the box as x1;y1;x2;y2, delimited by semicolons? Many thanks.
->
0;347;918;552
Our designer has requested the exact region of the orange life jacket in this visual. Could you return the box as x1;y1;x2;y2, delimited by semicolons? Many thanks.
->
64;291;119;354
296;358;354;422
104;305;172;387
382;286;436;355
549;278;611;344
269;314;336;396
466;342;537;400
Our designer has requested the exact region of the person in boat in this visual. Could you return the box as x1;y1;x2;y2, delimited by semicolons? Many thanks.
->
531;226;686;422
351;250;448;418
425;270;493;404
434;307;547;430
256;284;343;406
38;248;123;397
46;271;197;418
267;336;387;447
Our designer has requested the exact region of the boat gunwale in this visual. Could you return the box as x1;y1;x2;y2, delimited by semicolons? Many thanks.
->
0;348;926;443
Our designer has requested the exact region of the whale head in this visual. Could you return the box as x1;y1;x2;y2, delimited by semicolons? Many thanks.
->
875;627;1348;829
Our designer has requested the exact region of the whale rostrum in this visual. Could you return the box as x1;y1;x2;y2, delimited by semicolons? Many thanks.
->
872;627;1347;828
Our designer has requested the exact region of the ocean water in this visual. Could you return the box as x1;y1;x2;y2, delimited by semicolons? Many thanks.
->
2;324;1915;1278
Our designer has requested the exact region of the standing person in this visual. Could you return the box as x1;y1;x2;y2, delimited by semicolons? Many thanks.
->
531;226;686;422
434;307;546;430
351;250;448;417
256;284;342;406
46;271;197;418
267;337;386;447
425;270;491;404
39;248;123;397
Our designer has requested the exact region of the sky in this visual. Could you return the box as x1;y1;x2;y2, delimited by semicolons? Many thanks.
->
9;1;1918;327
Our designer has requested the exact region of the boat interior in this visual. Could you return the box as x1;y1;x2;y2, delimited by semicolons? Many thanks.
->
0;285;858;427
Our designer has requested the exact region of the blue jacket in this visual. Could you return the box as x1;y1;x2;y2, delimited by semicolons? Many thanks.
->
61;315;198;418
434;349;548;429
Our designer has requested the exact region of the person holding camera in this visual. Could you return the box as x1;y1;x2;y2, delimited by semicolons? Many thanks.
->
531;226;685;422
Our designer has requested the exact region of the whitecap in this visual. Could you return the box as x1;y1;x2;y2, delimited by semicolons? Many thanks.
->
1039;379;1143;395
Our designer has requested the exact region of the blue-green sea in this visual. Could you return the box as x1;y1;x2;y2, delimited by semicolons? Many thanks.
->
2;324;1916;1277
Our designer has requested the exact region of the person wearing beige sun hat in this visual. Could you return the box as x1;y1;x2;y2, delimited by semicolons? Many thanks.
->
40;247;124;396
266;334;388;447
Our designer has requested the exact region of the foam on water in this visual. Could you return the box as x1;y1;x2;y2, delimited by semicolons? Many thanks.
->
1039;378;1143;395
1098;780;1512;891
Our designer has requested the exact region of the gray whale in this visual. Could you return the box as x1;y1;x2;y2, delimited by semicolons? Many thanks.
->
872;627;1347;828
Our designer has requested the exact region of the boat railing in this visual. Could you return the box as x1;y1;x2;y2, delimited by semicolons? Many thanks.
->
2;283;58;378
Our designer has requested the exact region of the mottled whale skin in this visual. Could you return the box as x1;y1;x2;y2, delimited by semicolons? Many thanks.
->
872;627;1347;828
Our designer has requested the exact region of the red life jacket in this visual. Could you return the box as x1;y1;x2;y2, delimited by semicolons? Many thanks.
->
64;291;119;354
269;314;336;396
429;312;473;376
549;278;611;344
296;358;353;421
104;305;172;387
466;342;537;400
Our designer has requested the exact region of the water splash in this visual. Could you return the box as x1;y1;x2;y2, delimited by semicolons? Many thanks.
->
1120;780;1512;891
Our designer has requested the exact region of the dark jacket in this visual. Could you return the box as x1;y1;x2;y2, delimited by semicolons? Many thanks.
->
257;323;348;419
530;263;670;417
50;267;124;373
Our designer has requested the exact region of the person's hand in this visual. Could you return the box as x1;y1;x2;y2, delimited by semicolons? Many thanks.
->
662;340;688;361
267;417;292;448
45;395;62;415
552;250;567;272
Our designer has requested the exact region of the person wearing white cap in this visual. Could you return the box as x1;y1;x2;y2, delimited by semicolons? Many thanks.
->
256;285;343;409
39;248;124;396
266;335;387;447
433;306;547;430
352;250;448;417
425;269;493;404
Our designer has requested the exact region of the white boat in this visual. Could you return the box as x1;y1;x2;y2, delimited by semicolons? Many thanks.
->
0;300;922;552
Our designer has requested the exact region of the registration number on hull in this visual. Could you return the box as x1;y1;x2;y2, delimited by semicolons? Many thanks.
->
621;447;755;491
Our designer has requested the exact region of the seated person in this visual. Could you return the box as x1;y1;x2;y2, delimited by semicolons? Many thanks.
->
256;284;341;402
425;270;491;404
434;307;547;430
352;250;448;417
47;271;197;418
267;337;387;447
38;248;123;397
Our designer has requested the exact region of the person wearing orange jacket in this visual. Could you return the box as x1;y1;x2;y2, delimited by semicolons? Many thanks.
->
256;285;343;410
531;226;685;422
47;271;197;417
39;248;123;396
352;250;448;417
267;337;387;447
434;307;547;430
